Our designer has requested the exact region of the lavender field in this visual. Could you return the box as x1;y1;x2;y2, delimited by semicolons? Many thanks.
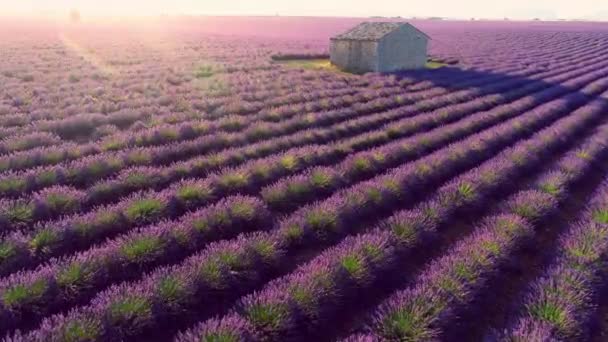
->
2;17;608;341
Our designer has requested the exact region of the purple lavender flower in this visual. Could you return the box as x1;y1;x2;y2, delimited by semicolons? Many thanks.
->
175;315;256;342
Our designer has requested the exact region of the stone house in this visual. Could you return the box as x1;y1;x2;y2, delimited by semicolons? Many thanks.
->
330;22;430;73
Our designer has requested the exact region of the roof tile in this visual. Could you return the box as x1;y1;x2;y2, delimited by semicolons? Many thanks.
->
331;22;429;41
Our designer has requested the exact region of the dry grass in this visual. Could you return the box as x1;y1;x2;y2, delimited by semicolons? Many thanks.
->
425;60;450;69
277;58;451;73
275;59;347;73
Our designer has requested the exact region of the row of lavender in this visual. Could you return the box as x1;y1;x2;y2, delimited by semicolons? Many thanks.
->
2;20;604;131
3;22;608;341
3;55;515;156
5;50;604;251
2;39;604;175
0;81;594;333
0;57;550;176
2;57;608;290
176;89;608;342
4;61;608;340
0;54;588;198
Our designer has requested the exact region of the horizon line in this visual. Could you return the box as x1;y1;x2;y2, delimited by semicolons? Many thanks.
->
0;13;605;23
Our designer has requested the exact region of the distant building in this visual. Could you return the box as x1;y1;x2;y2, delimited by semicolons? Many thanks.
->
330;22;430;73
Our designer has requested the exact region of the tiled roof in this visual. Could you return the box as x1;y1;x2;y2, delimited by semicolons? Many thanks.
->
331;22;430;41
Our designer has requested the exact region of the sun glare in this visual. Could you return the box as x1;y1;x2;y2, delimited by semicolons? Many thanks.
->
3;0;607;21
4;0;180;19
59;34;116;75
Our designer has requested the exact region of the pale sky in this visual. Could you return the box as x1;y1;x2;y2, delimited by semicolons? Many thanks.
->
2;0;608;20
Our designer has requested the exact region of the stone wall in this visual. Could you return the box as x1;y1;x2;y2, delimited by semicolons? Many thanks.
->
330;39;378;73
377;25;428;72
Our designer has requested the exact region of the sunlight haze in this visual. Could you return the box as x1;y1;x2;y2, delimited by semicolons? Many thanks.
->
3;0;608;20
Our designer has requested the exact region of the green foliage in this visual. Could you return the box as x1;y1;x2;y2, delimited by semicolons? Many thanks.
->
0;178;27;194
539;181;561;196
306;209;338;232
528;301;568;331
192;210;228;233
3;279;48;309
341;254;366;278
286;182;310;197
42;150;64;164
198;251;245;287
57;262;96;293
383;178;402;196
94;211;122;228
124;198;165;223
176;184;213;204
192;218;210;233
565;228;607;265
290;284;317;313
252;239;277;263
381;300;440;341
61;318;102;342
0;242;16;263
576;150;592;160
391;222;417;243
36;170;58;186
44;192;80;214
210;210;231;228
121;236;164;262
512;204;539;221
415;163;432;176
436;274;463;298
280;155;298;171
480;240;501;255
251;163;272;180
218;251;245;270
30;229;60;254
351;157;372;173
86;161;109;178
102;139;125;151
201;332;239;342
362;242;384;262
4;203;34;227
453;261;477;282
157;276;188;308
246;302;289;330
194;65;214;78
230;200;256;220
593;209;608;224
220;118;245;132
457;182;475;200
246;126;271;141
310;170;333;189
282;224;304;243
199;260;223;287
261;188;285;206
372;152;386;163
365;187;383;204
108;296;153;330
126;151;152;165
218;172;250;190
159;128;180;141
124;173;152;188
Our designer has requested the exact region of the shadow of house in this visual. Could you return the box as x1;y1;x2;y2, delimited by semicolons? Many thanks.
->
301;54;608;342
